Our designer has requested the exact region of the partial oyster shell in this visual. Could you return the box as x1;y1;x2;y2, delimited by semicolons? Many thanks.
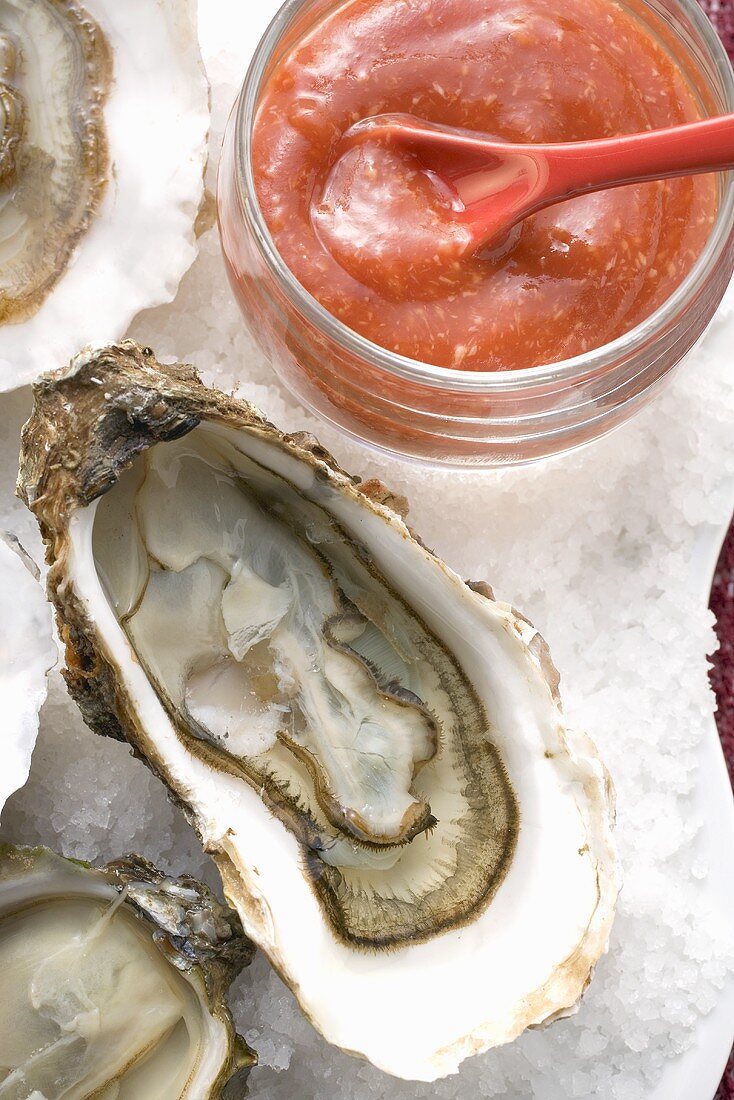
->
0;0;208;390
0;0;110;326
0;533;55;818
19;342;621;1081
0;844;256;1097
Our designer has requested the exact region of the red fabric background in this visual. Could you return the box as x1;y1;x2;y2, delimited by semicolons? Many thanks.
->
699;1;734;57
693;7;734;1096
711;520;734;1099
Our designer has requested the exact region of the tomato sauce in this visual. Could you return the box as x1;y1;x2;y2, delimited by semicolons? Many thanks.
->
252;0;717;372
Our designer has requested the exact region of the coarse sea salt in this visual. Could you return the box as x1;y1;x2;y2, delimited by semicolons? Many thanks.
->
1;7;734;1097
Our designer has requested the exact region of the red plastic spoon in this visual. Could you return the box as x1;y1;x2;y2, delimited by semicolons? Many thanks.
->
341;112;734;253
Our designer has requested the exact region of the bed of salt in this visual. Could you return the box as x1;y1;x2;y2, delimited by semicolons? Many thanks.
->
1;5;734;1098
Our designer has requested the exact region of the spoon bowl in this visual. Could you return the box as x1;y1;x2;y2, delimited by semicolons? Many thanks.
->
337;111;734;253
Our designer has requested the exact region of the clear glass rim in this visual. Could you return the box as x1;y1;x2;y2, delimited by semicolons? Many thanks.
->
233;0;734;396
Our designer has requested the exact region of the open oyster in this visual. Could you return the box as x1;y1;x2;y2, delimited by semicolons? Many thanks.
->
19;342;621;1081
0;0;208;390
0;844;256;1097
0;534;55;818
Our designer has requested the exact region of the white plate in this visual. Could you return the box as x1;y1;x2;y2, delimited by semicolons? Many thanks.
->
197;2;734;1094
646;509;734;1100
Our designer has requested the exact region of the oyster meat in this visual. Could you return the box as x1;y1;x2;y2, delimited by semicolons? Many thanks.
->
0;534;55;818
19;342;621;1081
0;844;256;1098
0;0;208;390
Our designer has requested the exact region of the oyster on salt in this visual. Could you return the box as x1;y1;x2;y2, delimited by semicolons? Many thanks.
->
0;0;208;390
0;533;55;818
19;342;621;1081
0;844;256;1097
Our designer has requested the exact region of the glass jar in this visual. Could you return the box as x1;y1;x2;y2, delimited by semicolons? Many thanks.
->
218;0;734;467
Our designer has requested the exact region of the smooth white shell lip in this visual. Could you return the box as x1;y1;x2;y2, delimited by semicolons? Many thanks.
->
0;536;56;818
0;0;209;391
63;420;620;1082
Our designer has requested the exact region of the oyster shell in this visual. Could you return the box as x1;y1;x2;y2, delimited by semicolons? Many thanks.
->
19;342;621;1081
0;844;256;1097
0;0;110;327
0;0;208;390
0;533;55;818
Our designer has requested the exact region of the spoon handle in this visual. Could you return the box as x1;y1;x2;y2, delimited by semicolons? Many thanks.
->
541;113;734;199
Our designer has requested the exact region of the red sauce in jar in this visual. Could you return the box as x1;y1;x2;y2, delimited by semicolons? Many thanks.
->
252;0;717;372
